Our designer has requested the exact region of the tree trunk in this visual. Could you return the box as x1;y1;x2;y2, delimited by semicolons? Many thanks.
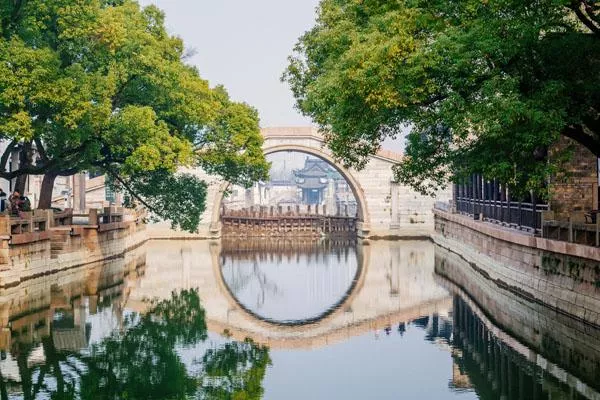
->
14;174;27;195
38;172;58;209
14;142;33;194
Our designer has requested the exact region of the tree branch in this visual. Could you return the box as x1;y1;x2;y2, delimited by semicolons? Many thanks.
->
0;140;17;172
0;161;56;179
2;0;26;36
34;138;49;162
111;74;139;109
103;167;156;213
582;0;600;25
562;124;600;156
570;1;600;35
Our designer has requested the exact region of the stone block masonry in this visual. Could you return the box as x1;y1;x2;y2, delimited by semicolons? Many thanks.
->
0;243;147;351
0;211;147;289
433;209;600;326
435;252;600;398
550;136;599;219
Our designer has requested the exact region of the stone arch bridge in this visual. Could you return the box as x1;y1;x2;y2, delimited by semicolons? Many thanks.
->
150;127;449;239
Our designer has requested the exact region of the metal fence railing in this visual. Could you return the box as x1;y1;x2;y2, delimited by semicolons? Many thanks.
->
455;197;549;233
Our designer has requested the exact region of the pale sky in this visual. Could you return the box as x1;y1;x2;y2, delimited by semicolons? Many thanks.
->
137;0;405;152
138;0;318;127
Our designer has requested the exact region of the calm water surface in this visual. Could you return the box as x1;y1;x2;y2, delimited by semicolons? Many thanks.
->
0;238;598;399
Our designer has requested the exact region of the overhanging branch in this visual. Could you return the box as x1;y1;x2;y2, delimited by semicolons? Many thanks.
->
570;1;600;35
562;124;600;156
103;167;156;213
0;140;17;172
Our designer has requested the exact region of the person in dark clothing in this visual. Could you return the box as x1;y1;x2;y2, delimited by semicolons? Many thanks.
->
20;196;31;212
9;191;21;216
0;189;6;212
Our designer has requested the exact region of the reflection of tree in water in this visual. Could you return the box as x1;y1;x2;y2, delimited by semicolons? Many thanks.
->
199;339;271;400
224;257;281;311
1;290;271;400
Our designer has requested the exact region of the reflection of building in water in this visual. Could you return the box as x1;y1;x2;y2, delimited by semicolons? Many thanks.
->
435;244;600;399
223;155;357;216
128;239;452;349
409;312;473;391
450;295;600;399
50;288;91;352
451;357;472;391
0;245;146;395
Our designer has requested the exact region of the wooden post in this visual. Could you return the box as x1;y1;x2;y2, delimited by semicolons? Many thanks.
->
43;209;53;230
493;179;498;220
78;172;86;212
506;188;511;226
26;212;33;233
471;174;477;218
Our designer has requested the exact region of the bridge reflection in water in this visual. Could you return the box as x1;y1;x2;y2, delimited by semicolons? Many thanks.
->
0;239;598;399
219;238;361;324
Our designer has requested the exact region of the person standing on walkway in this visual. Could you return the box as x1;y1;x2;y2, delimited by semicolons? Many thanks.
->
9;191;21;216
0;189;6;212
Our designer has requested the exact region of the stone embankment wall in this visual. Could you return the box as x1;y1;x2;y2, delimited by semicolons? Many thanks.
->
435;246;600;396
0;244;146;351
0;211;147;289
433;209;600;326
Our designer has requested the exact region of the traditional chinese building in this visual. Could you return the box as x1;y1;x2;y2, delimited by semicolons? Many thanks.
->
294;158;332;205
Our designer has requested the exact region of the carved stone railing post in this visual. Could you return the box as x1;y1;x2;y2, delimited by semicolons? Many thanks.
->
89;209;98;226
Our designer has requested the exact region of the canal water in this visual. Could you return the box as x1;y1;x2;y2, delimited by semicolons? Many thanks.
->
0;238;599;399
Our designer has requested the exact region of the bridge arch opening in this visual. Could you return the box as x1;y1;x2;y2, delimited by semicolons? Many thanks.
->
211;145;369;234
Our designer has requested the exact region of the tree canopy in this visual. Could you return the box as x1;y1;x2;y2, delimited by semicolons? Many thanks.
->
284;0;600;196
0;0;268;231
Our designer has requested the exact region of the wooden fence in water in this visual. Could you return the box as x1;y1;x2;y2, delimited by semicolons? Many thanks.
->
221;205;357;236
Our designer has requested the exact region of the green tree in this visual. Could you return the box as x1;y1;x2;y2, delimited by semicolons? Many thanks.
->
0;0;268;230
284;0;600;196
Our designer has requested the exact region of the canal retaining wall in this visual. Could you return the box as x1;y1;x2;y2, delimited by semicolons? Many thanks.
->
435;245;600;396
0;243;146;351
433;209;600;326
0;212;147;289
